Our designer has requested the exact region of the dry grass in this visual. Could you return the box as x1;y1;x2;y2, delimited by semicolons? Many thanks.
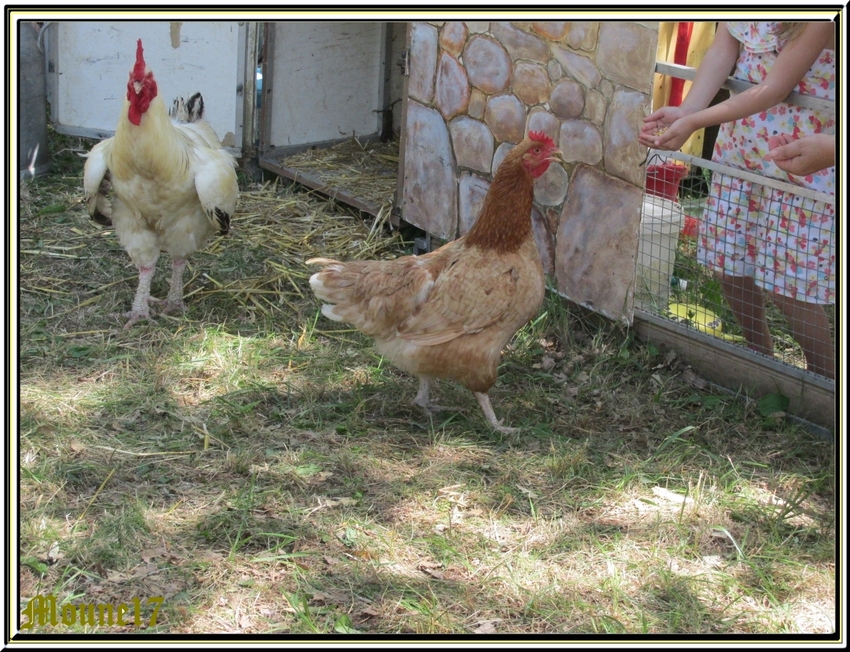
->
13;131;837;640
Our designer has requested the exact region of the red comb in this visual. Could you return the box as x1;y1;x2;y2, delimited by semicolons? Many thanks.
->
528;130;555;148
133;39;146;79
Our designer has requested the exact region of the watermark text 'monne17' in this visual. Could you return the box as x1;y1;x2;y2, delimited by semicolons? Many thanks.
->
21;595;163;629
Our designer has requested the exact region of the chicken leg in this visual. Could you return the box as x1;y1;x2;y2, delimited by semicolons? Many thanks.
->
161;257;187;315
124;264;158;329
474;392;518;435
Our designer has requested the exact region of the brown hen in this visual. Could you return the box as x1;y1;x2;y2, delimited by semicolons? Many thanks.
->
307;131;561;433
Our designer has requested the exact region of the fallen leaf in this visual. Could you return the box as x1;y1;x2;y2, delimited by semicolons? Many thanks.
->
133;562;159;579
679;368;707;389
141;546;168;563
47;542;63;561
652;486;693;505
320;496;358;509
474;620;498;634
516;484;538;499
418;560;442;569
419;567;444;580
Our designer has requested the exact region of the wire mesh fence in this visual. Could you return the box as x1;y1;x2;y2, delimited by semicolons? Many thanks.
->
636;151;836;381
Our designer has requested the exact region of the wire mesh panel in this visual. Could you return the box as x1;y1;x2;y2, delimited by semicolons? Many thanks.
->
637;151;836;381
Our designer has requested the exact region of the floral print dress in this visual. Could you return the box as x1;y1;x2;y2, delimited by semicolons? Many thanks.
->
698;21;835;304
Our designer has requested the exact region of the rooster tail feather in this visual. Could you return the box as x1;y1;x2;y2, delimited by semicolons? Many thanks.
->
170;92;204;123
186;93;204;122
213;207;231;235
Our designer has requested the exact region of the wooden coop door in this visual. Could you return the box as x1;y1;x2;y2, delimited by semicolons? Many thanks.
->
257;22;406;217
398;21;659;324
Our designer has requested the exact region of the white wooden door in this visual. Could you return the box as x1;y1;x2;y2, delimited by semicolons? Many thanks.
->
45;21;248;152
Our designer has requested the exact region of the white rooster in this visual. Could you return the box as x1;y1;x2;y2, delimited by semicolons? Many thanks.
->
84;39;239;328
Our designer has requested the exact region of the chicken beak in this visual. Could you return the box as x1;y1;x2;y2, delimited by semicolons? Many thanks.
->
133;81;143;95
547;149;564;164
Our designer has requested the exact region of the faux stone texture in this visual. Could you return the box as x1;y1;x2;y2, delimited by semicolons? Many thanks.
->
439;22;467;57
555;165;642;323
584;89;606;125
604;88;647;186
403;101;457;240
492;22;550;63
551;46;601;89
450;116;494;173
400;20;659;325
492;142;515;174
464;35;512;94
559;120;602;165
531;21;569;41
436;53;470;120
531;206;555;277
409;23;438;104
458;172;491;235
466;22;490;34
567;22;598;51
526;108;560;143
549;79;585;119
533;160;569;207
484;94;526;144
512;62;550;105
597;23;656;93
468;88;487;120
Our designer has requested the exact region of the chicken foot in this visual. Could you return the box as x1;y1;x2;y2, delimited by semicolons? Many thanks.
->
474;392;518;435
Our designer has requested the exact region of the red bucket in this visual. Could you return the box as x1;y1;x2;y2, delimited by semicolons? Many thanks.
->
681;215;699;239
646;163;688;201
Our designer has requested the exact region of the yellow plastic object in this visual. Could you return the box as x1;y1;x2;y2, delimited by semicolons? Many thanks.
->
666;303;745;342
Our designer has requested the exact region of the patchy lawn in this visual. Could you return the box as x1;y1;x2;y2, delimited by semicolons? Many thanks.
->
14;133;835;638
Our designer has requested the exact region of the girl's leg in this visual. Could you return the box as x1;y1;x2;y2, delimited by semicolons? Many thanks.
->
717;272;773;355
771;294;835;380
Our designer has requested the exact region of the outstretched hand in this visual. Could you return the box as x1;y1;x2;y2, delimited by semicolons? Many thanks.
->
638;107;695;151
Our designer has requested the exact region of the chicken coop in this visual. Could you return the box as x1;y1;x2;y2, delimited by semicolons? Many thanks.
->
36;19;835;431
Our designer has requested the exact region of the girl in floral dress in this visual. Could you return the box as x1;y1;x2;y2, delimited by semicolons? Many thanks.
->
639;22;835;379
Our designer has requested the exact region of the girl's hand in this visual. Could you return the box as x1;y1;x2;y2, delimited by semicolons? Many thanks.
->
639;107;694;151
765;133;835;176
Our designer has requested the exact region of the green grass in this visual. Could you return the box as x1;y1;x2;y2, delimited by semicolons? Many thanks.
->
13;129;836;637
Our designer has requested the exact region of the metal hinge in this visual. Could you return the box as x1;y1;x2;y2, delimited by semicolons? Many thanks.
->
398;49;409;76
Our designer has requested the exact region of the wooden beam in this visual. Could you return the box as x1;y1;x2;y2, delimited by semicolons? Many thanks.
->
634;310;835;431
258;154;385;217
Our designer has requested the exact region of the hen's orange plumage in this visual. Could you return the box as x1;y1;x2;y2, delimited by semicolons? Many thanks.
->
308;132;561;432
83;40;238;328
